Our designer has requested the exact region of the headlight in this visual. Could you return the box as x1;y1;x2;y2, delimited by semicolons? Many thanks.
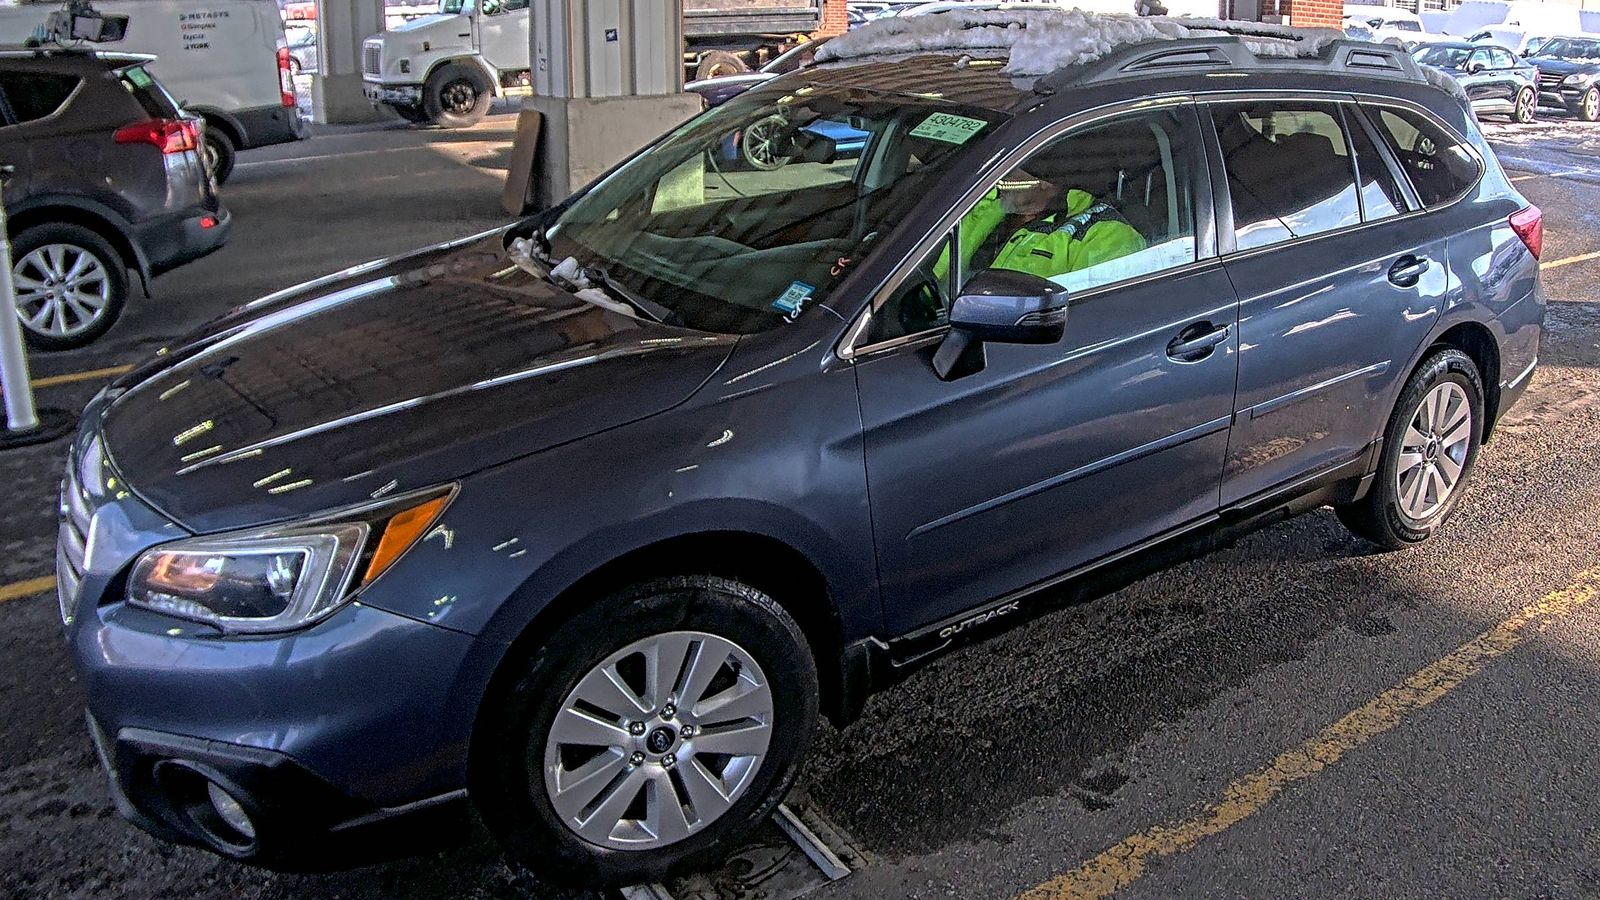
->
1564;73;1591;85
127;489;451;633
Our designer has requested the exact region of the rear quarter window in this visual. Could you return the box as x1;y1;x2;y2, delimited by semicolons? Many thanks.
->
117;65;181;118
1363;105;1481;207
0;71;81;123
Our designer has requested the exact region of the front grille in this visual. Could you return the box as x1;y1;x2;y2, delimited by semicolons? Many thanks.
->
1539;72;1565;91
56;449;94;626
362;43;382;77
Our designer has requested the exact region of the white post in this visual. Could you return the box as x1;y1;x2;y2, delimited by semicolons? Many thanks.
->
0;196;39;435
524;0;700;204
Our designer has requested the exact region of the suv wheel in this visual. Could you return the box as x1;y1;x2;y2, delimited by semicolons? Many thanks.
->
473;576;818;888
1336;347;1484;549
1579;86;1600;122
1512;86;1536;123
10;223;128;351
203;129;236;185
422;64;492;127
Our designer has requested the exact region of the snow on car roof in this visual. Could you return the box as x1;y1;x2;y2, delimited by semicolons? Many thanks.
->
814;7;1345;76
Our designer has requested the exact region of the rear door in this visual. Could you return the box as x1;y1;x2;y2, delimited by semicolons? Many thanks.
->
1209;98;1447;506
854;101;1240;636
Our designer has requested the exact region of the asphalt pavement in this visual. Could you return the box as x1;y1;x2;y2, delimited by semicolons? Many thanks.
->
2;110;1599;900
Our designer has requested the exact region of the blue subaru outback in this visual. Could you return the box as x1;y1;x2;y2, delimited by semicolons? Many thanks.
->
57;10;1543;888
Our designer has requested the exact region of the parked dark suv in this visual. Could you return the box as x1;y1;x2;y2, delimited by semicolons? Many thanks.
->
2;49;229;349
57;13;1542;889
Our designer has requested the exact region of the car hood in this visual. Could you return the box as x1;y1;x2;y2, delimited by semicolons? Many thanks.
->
388;13;459;33
97;232;738;533
1528;57;1600;76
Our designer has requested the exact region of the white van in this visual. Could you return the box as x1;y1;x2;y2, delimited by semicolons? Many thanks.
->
0;0;302;182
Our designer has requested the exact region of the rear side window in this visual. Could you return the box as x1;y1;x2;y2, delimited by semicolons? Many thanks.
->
1211;101;1360;252
118;65;181;118
0;71;80;123
1364;105;1480;207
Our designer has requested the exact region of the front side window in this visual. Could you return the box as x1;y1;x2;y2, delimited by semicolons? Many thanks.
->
1212;101;1360;252
547;83;1009;334
1414;45;1473;68
1489;47;1516;68
868;106;1200;343
0;71;79;124
1364;104;1480;207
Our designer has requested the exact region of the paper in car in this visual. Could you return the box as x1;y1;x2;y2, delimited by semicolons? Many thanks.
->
910;112;988;145
771;281;815;317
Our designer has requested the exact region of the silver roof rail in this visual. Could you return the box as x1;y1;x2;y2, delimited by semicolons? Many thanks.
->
1033;36;1429;95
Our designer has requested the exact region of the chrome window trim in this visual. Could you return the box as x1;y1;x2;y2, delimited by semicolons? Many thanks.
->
837;87;1484;360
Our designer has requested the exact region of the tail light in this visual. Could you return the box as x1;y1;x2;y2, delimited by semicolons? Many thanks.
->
114;118;200;154
1509;205;1543;260
277;46;295;107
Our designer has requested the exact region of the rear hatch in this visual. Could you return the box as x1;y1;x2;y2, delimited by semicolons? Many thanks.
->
113;61;215;205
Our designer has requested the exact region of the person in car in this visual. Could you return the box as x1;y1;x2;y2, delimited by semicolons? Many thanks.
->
937;172;1147;282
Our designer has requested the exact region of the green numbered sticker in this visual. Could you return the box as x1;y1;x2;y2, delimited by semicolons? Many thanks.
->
910;112;988;145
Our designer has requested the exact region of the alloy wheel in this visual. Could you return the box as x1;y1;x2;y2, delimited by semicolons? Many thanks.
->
12;244;111;339
1515;88;1535;122
542;630;774;851
1395;381;1472;522
1586;87;1599;121
741;116;793;170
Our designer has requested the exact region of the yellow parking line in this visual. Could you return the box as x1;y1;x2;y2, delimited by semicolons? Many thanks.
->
30;365;132;389
1543;249;1600;271
1016;566;1600;900
0;575;55;604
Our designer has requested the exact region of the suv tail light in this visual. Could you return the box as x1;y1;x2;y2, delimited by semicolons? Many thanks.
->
1509;205;1543;260
277;46;295;107
114;118;200;154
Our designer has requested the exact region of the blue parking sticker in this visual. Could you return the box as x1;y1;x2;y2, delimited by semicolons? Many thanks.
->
772;281;815;318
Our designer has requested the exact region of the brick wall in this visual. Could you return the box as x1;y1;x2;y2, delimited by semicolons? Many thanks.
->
1277;0;1344;27
814;0;849;37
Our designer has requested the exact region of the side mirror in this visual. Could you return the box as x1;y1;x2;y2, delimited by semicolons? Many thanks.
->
1466;60;1486;73
932;269;1068;381
793;128;838;165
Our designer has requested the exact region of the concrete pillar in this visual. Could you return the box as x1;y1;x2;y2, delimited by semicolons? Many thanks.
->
523;0;701;204
313;0;390;124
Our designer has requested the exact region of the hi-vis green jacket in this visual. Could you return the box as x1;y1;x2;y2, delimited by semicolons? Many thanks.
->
936;187;1146;282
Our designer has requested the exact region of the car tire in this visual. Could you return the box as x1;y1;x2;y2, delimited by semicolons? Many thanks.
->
203;128;236;184
740;114;795;171
10;223;128;351
1579;86;1600;122
695;50;749;81
393;103;430;124
422;64;492;128
472;575;818;888
1512;86;1536;123
1336;347;1484;550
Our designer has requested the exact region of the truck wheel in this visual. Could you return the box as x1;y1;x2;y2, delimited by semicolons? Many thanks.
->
202;128;236;185
393;104;430;124
10;223;128;351
695;50;749;81
423;64;492;128
472;575;818;888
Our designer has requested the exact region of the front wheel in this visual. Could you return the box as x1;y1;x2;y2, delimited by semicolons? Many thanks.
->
422;64;492;127
1336;348;1484;549
472;576;818;888
1512;86;1536;123
1579;86;1600;122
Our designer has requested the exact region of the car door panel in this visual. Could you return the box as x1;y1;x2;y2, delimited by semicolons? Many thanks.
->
857;263;1239;636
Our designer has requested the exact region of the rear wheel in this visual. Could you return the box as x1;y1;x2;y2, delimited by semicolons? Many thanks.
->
10;223;128;351
1512;86;1536;123
1336;348;1484;549
392;103;430;124
202;128;236;184
1579;86;1600;122
473;576;818;888
422;64;492;128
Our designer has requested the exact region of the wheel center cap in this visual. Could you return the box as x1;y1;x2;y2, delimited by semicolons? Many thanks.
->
645;726;676;755
1425;438;1440;460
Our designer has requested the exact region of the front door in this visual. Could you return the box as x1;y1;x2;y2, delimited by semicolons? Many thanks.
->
1207;99;1447;505
477;0;529;73
854;103;1240;636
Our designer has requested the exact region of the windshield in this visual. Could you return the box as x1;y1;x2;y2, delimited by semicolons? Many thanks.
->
1415;45;1473;67
544;82;1009;334
1390;19;1421;31
1538;37;1600;59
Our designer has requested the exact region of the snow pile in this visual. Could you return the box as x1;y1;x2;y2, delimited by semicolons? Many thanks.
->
814;7;1344;76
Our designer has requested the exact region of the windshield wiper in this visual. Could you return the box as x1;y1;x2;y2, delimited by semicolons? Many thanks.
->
582;263;674;324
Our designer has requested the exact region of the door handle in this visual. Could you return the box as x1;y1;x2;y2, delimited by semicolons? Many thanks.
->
1388;255;1431;287
1166;322;1230;362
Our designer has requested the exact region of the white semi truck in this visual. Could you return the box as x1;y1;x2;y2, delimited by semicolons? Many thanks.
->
361;0;823;126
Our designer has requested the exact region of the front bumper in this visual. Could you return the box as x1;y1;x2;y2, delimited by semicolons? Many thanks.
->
363;81;422;106
1538;84;1590;109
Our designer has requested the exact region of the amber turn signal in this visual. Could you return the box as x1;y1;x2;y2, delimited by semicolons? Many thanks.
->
362;494;449;585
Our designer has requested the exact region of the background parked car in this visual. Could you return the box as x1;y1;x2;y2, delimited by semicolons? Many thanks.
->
0;0;302;184
683;37;831;108
1343;5;1426;47
1467;26;1549;56
1527;35;1600;120
1414;41;1538;122
1;49;229;349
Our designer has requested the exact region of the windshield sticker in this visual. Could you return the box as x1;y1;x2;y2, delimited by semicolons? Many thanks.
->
123;67;154;89
910;112;988;145
771;281;815;319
